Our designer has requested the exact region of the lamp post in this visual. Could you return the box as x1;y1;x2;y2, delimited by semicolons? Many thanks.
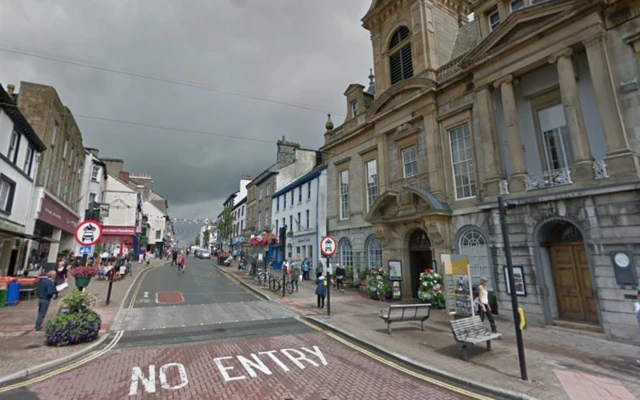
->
498;196;528;381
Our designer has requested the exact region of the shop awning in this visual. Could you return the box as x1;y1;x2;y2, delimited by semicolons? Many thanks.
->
0;227;61;243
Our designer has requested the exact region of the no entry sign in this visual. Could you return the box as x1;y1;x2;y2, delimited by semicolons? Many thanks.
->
74;220;103;246
320;236;337;257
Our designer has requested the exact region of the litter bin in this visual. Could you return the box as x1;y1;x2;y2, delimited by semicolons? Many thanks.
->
6;282;20;306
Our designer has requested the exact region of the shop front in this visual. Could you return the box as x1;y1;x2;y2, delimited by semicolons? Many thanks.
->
101;226;136;257
32;193;80;269
292;233;316;266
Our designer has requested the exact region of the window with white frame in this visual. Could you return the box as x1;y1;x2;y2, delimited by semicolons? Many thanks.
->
290;191;294;206
510;0;524;12
297;212;301;231
338;238;353;267
259;188;263;201
156;230;161;239
266;183;271;196
306;210;309;229
8;131;20;164
389;26;414;85
289;215;293;231
0;176;15;213
265;210;269;230
91;165;100;181
307;181;311;200
458;228;494;291
282;217;285;230
63;137;69;159
51;122;58;146
69;147;74;166
402;146;417;178
298;187;302;203
489;10;500;31
351;101;358;118
88;192;96;205
283;193;287;209
339;170;349;220
23;145;34;176
449;124;476;200
537;104;572;172
365;235;382;270
258;211;262;230
275;219;279;232
365;160;378;211
276;197;280;212
242;205;245;216
44;166;50;189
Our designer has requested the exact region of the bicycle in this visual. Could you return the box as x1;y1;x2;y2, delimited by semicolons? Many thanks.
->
253;269;269;285
286;277;296;294
269;275;282;292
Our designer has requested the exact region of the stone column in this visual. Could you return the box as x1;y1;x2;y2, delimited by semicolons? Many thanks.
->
548;48;592;180
584;35;639;178
584;35;630;155
47;228;62;264
493;75;526;191
476;86;504;196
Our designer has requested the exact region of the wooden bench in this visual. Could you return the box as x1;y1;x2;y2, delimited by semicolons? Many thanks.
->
450;316;502;361
379;304;431;334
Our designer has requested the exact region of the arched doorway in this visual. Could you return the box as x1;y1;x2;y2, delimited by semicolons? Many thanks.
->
540;221;599;324
409;229;432;299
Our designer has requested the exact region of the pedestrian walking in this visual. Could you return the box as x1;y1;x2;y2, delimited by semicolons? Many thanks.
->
316;260;324;279
179;253;186;273
315;272;327;309
35;271;58;332
335;264;345;293
53;261;67;300
171;250;178;266
302;257;310;281
476;277;498;334
291;261;301;292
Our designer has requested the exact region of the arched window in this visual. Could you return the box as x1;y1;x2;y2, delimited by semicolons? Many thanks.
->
365;235;382;270
388;26;413;85
338;238;353;267
458;228;493;291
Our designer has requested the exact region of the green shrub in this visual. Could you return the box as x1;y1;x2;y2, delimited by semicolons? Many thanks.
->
60;289;98;313
45;310;101;347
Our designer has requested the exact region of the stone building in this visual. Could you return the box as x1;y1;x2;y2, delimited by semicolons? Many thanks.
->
321;0;640;342
12;82;86;266
242;138;319;260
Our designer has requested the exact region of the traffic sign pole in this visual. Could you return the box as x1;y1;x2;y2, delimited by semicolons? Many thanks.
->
326;255;331;316
320;235;337;317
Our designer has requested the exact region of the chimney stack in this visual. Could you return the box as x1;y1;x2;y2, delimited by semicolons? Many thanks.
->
6;84;15;96
119;171;130;183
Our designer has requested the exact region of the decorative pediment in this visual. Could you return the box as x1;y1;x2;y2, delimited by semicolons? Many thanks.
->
367;187;451;223
366;77;435;118
462;0;594;66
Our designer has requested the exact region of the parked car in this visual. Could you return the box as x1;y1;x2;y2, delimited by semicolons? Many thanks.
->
199;250;211;259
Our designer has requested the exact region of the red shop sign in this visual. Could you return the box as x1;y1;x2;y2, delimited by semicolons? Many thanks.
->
102;225;137;236
38;195;79;234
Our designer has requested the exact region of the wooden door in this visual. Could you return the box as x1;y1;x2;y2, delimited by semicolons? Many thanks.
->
549;244;598;323
410;250;431;299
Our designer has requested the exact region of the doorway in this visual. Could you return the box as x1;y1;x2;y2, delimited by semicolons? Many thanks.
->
409;229;432;299
543;222;599;324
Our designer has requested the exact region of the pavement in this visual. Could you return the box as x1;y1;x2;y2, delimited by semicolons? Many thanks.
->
0;257;166;383
220;264;640;400
0;257;488;400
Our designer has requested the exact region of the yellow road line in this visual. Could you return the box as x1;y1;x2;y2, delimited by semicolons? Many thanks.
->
0;330;124;393
295;317;494;400
128;267;153;309
218;268;263;301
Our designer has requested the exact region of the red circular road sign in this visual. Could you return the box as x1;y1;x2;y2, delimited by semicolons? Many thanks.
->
320;236;337;257
74;220;103;246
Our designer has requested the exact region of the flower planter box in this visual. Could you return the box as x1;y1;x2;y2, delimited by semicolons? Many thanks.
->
75;276;92;290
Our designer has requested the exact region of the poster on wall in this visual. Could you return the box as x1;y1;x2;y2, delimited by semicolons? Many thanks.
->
392;281;402;300
388;260;402;281
442;254;474;317
504;266;527;296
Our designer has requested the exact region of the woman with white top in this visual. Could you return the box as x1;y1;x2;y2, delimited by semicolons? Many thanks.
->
477;277;497;334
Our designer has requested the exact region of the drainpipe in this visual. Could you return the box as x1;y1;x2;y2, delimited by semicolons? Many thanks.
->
315;174;320;270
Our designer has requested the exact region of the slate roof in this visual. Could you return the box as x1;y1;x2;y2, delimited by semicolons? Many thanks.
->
449;20;481;61
0;84;46;151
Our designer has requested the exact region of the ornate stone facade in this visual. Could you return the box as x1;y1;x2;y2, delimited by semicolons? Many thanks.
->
322;0;640;343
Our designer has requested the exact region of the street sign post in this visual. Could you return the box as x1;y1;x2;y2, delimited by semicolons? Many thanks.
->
320;236;337;316
79;246;93;255
74;220;103;246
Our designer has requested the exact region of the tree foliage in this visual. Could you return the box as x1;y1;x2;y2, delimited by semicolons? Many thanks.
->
203;229;210;246
217;207;235;245
195;235;200;246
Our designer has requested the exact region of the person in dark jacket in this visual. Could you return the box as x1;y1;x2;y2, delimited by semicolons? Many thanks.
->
53;260;67;300
335;264;346;293
315;272;327;309
35;271;58;332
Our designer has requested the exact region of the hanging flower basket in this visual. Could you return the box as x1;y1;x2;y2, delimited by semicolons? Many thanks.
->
250;232;279;247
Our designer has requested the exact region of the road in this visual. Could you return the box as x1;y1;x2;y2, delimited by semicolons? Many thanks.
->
0;257;492;400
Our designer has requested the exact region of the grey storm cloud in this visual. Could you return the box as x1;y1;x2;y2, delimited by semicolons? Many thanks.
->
0;0;373;241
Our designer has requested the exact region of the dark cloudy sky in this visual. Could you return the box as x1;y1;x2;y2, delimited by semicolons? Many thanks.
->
0;0;373;243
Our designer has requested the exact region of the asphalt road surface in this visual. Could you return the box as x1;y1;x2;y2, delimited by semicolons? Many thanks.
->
0;257;490;400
